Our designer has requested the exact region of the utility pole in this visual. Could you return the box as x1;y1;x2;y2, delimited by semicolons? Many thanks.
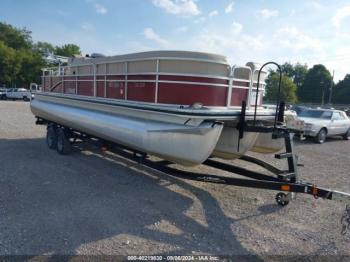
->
328;70;335;104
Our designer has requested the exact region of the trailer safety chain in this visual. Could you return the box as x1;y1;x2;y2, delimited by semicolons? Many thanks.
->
341;205;350;235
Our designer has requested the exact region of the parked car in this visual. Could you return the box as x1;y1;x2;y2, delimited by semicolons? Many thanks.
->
0;88;7;100
6;88;31;101
298;109;350;143
290;105;310;115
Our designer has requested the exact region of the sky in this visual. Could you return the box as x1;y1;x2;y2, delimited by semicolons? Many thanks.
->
1;0;350;81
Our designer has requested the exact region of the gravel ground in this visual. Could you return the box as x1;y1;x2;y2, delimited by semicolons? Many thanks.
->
0;101;349;258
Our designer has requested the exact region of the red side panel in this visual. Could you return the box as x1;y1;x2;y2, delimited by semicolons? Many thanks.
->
128;75;156;80
77;81;93;96
107;81;125;99
51;76;61;86
64;76;76;80
64;81;76;94
231;88;248;106
43;77;50;91
78;76;93;81
127;82;155;102
107;75;125;81
159;75;228;85
233;81;249;87
96;81;105;97
158;83;227;106
52;82;63;93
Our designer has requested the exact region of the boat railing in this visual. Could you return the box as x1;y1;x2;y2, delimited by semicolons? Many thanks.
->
41;58;265;108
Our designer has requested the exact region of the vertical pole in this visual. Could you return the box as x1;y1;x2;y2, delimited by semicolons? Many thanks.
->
226;66;234;107
247;69;253;110
93;64;96;97
42;70;45;92
329;70;334;104
125;62;128;100
62;65;64;94
155;59;159;103
105;64;107;98
75;74;78;95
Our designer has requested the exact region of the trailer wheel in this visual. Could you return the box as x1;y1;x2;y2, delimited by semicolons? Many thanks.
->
46;126;57;149
57;128;72;155
275;192;289;206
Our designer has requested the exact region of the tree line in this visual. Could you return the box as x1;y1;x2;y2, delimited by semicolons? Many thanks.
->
264;62;350;105
0;22;349;104
0;22;81;88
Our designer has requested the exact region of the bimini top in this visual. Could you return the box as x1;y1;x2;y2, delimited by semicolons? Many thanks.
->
68;50;229;66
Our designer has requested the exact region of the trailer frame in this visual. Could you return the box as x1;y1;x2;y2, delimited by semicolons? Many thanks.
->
36;116;350;209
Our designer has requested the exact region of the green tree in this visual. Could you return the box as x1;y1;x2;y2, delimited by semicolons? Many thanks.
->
0;41;22;86
280;62;308;89
281;62;295;78
293;63;308;89
33;41;55;56
332;74;350;104
0;22;32;50
16;49;45;87
0;22;83;88
264;73;298;103
55;44;81;57
298;64;333;103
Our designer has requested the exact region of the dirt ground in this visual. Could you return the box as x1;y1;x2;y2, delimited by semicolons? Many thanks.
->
0;101;349;258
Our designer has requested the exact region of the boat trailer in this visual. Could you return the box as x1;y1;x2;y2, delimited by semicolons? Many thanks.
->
37;116;350;235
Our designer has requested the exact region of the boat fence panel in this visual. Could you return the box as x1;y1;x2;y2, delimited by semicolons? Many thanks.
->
96;64;107;75
127;82;156;102
77;76;94;96
128;60;157;73
96;80;105;97
231;88;248;106
157;82;227;106
252;70;267;82
78;65;93;75
233;67;250;80
64;79;76;94
106;81;125;99
70;66;78;75
159;60;230;77
108;62;126;74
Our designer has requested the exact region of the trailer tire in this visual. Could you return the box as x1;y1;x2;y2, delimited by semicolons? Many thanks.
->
46;126;57;149
275;192;289;206
57;128;72;155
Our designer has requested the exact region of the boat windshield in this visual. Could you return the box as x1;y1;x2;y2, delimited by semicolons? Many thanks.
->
299;110;332;119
